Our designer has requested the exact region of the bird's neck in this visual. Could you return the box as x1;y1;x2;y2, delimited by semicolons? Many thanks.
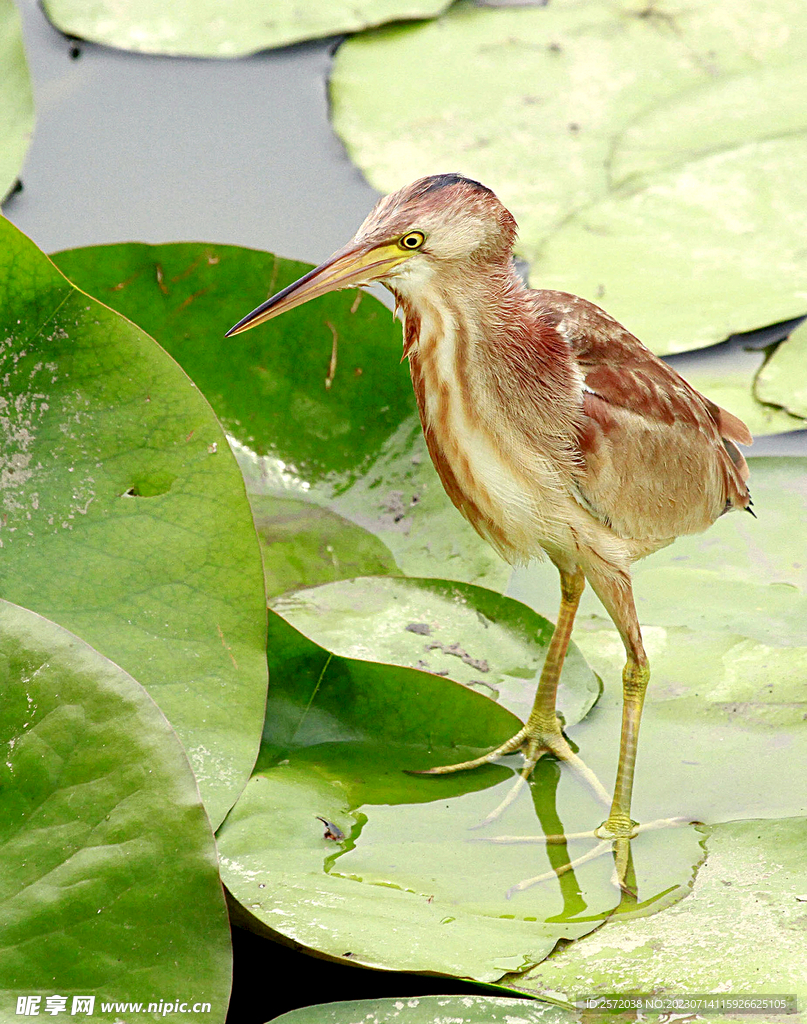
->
390;259;579;435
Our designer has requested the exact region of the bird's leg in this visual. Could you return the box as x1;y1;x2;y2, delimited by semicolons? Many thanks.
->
595;654;649;840
413;566;611;811
485;574;691;896
586;570;650;845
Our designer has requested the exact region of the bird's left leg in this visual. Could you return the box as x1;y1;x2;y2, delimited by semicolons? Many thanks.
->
585;567;649;844
413;565;611;810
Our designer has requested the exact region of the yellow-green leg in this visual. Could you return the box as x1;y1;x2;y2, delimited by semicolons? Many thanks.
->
413;567;611;807
595;655;650;841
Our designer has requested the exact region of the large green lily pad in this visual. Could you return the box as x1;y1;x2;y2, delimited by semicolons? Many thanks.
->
272;995;579;1024
507;818;807;1018
51;241;508;590
218;613;705;984
331;0;807;353
756;318;807;421
40;0;452;57
0;600;231;1020
271;576;600;727
0;221;267;829
0;0;34;202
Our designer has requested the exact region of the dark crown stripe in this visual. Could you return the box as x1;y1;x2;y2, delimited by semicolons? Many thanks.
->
420;173;494;197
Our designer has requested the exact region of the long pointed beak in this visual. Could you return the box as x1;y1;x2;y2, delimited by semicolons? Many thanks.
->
225;243;409;337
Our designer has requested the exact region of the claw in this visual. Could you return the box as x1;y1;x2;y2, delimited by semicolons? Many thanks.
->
482;816;696;895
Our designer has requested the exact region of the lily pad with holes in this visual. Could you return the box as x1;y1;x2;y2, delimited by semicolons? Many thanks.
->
271;995;580;1024
51;241;508;591
331;0;807;353
755;319;807;422
39;0;453;57
270;576;601;728
0;220;267;829
217;611;706;984
0;0;34;202
0;600;231;1018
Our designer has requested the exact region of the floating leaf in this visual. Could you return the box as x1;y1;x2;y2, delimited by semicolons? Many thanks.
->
271;576;600;728
332;0;807;353
0;0;34;202
755;318;807;421
251;496;397;599
51;241;508;590
217;613;704;984
40;0;452;57
272;994;579;1024
507;818;807;1016
0;221;267;828
0;600;231;1016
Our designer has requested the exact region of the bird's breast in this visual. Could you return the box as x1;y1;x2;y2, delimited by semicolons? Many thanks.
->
403;301;574;563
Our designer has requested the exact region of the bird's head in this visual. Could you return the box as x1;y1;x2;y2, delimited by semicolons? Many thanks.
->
225;173;517;336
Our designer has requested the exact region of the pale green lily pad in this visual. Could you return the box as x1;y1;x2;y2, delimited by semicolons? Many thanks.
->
537;134;807;355
756;318;807;421
0;600;231;1017
332;0;807;353
271;995;579;1024
40;0;452;57
507;818;807;1017
51;241;508;591
270;576;601;728
0;0;34;201
218;613;705;984
251;496;398;599
0;221;267;829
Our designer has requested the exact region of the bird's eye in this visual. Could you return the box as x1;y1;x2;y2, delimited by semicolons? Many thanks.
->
399;231;425;250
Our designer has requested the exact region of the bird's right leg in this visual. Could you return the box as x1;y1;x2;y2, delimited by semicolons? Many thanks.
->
413;566;611;809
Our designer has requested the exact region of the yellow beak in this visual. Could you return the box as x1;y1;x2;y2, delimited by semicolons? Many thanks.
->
225;243;410;337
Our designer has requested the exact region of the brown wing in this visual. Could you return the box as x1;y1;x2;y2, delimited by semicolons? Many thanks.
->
531;290;752;543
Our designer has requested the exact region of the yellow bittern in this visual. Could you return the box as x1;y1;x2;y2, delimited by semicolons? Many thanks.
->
227;174;752;873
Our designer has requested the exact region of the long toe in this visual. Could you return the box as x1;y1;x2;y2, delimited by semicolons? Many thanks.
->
407;726;532;776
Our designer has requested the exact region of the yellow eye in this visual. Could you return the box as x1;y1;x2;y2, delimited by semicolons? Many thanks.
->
399;231;425;250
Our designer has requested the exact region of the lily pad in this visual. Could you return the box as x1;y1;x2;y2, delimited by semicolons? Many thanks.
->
39;0;452;57
51;241;508;590
756;318;807;421
331;0;807;353
507;817;807;1017
217;613;705;984
0;0;33;203
0;599;231;1018
270;576;601;728
271;994;579;1024
251;496;397;599
0;221;267;829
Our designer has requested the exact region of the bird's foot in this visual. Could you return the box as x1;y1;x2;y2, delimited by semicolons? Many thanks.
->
484;815;692;897
410;719;612;825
